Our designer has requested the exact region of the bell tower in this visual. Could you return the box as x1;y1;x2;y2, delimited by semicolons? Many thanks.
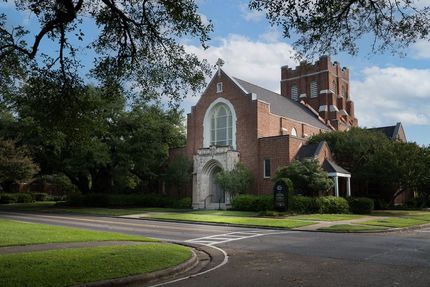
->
280;56;358;131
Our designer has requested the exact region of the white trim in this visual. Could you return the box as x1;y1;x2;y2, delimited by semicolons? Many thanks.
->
227;74;249;94
319;105;328;112
216;82;223;93
329;105;339;112
280;69;330;81
299;93;307;98
203;98;237;149
328;172;351;178
339;109;349;116
320;89;335;94
251;93;257;100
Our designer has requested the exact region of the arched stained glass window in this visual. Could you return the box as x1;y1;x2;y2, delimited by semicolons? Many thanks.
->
210;103;233;146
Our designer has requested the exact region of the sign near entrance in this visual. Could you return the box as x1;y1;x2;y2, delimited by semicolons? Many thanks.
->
273;179;288;211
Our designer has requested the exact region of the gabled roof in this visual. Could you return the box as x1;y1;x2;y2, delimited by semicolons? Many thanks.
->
233;77;329;130
322;159;350;175
295;141;326;161
367;122;406;142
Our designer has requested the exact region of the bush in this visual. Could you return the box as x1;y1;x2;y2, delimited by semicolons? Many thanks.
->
16;193;33;203
349;197;374;214
31;192;48;202
0;193;34;204
290;196;319;213
315;196;349;214
175;197;192;209
373;198;390;210
0;193;18;204
66;193;190;209
231;194;273;211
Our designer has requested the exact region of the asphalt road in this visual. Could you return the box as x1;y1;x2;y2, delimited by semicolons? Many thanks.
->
1;211;430;287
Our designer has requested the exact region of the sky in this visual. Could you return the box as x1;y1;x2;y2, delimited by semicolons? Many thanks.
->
2;0;430;145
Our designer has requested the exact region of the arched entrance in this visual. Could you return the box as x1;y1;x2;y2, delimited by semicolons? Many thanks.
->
210;166;224;204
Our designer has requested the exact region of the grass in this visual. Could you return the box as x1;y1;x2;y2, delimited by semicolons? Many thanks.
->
318;224;389;232
0;219;156;247
143;213;315;229
360;217;430;228
0;244;191;287
290;214;365;221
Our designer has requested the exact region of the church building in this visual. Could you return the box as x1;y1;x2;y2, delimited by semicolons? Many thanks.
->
170;56;363;209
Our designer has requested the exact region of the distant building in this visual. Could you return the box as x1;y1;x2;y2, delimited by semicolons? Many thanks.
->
367;122;407;142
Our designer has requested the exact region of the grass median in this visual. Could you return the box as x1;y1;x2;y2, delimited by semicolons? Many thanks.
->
142;213;315;229
318;224;389;232
0;244;191;287
0;219;157;247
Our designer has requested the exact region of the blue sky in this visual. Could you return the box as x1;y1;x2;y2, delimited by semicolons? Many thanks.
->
2;0;430;145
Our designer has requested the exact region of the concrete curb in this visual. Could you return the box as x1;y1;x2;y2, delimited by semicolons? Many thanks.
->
74;248;198;287
121;216;430;234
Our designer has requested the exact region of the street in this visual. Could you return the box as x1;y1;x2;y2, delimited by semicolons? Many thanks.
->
1;211;429;287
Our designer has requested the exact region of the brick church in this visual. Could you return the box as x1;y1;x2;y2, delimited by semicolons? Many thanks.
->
170;56;399;209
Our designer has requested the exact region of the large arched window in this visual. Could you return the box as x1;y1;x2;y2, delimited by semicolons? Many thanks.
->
210;103;233;146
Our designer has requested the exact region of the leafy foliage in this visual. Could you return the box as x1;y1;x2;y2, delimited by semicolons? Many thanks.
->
0;0;212;103
0;139;39;187
215;162;253;197
231;194;273;211
249;0;430;57
349;197;374;214
164;156;192;197
274;159;334;196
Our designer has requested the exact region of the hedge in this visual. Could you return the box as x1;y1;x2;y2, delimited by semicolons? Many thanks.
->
231;194;273;211
349;197;374;214
0;193;34;204
232;194;350;214
66;193;192;209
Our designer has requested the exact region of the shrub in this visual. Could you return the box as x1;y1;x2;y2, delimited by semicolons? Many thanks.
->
290;196;319;213
16;193;33;203
315;196;349;214
231;194;272;211
175;197;192;209
373;198;390;210
66;193;189;209
349;197;374;214
31;192;48;201
0;193;18;204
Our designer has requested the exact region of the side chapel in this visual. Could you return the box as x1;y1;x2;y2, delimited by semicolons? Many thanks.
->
169;56;394;209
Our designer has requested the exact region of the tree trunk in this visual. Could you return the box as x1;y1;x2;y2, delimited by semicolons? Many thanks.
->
91;167;113;194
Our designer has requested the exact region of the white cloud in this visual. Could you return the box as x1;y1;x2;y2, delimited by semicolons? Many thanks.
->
411;39;430;59
351;66;430;127
239;3;265;22
183;34;297;108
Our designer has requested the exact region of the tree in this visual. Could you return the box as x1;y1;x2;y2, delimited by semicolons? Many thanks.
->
164;156;192;197
0;139;39;191
309;128;390;182
249;0;430;58
215;162;253;198
274;159;334;196
0;1;212;103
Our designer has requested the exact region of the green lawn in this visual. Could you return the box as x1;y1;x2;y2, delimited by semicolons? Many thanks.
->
144;213;314;229
318;224;389;232
0;244;191;287
0;219;156;247
290;214;365;221
360;217;430;228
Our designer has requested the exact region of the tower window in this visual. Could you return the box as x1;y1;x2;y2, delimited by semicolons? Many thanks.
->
291;85;298;101
264;159;271;178
332;80;337;94
291;128;297;137
310;81;318;98
216;82;223;93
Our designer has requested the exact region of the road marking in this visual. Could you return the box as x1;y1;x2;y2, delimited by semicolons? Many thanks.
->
185;230;290;246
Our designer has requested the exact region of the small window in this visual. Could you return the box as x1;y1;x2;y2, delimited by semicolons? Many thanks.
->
291;128;297;137
341;85;347;98
291;85;298;101
216;82;223;93
264;159;271;178
332;80;337;94
310;81;318;98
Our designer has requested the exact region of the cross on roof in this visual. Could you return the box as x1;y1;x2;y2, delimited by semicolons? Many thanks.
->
215;58;225;76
